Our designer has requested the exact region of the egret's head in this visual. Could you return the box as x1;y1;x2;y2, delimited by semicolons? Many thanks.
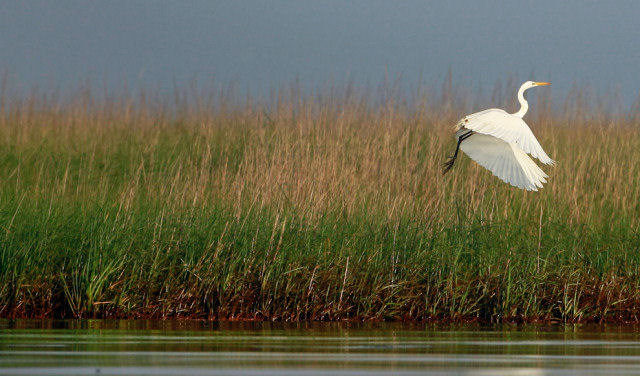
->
523;81;551;89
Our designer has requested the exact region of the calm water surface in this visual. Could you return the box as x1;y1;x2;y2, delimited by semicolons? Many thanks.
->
2;320;640;375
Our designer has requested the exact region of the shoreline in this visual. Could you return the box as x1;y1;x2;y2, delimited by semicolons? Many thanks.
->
0;313;637;324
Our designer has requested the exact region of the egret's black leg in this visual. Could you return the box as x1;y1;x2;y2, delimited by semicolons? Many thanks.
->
443;131;473;174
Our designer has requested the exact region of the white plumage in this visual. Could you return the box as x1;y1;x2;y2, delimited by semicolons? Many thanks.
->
443;81;554;191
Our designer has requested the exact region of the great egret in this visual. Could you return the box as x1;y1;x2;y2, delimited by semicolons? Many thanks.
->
442;81;554;191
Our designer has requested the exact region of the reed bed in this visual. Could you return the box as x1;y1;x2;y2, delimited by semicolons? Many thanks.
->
0;81;639;322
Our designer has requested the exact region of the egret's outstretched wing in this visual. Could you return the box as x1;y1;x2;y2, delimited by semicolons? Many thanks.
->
460;109;554;165
460;133;548;191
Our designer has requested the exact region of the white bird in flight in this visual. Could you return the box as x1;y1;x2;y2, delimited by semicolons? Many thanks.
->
442;81;554;191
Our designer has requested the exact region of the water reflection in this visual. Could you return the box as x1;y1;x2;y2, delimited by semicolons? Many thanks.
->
2;320;640;375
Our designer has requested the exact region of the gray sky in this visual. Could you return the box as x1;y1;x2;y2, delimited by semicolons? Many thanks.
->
2;1;640;104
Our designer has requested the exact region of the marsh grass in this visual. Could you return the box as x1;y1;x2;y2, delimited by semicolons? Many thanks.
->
0;80;639;322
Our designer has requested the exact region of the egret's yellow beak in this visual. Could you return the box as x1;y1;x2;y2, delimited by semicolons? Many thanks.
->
534;82;551;86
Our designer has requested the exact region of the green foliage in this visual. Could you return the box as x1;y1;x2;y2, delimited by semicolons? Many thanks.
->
0;86;639;322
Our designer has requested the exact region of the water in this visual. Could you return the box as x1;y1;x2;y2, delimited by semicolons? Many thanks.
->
2;320;640;375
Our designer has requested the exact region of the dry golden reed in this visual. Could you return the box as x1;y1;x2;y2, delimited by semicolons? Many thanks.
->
0;80;639;322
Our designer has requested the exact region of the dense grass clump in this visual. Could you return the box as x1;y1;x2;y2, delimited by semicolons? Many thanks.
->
0;82;639;322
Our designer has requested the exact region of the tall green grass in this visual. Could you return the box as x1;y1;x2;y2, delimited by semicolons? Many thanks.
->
0;81;639;322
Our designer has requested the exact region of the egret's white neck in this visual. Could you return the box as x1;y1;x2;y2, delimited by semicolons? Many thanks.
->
512;85;529;118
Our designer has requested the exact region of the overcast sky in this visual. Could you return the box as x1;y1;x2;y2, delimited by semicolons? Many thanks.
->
2;1;639;104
